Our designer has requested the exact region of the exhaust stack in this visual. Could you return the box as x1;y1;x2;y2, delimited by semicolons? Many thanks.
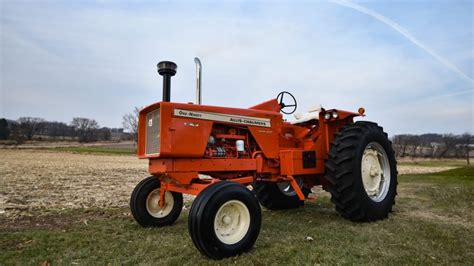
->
157;61;177;102
194;57;202;104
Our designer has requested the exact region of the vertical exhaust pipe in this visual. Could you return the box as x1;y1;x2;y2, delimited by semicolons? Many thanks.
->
194;57;202;104
157;61;177;102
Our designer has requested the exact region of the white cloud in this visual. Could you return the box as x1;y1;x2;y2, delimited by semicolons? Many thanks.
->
1;1;472;134
331;0;474;85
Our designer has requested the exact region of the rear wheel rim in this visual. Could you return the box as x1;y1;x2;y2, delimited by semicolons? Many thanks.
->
361;142;391;202
214;200;250;245
276;177;303;197
146;189;174;218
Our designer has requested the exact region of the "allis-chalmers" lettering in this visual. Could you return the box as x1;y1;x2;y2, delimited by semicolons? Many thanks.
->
174;109;271;128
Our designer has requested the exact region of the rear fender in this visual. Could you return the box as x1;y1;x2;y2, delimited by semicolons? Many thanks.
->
317;108;364;156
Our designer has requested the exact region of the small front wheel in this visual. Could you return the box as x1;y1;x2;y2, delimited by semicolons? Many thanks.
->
130;176;183;227
188;181;262;259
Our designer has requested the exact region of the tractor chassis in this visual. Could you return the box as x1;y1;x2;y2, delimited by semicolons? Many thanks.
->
152;157;309;208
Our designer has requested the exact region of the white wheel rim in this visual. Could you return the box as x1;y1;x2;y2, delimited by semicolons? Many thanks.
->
214;200;250;245
361;142;391;202
276;177;304;197
146;189;174;218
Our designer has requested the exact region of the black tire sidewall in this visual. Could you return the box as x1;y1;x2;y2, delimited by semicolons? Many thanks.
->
131;176;183;227
190;182;261;259
352;128;397;218
202;188;260;255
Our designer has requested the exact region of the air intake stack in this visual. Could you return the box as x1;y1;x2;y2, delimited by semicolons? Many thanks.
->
157;61;177;102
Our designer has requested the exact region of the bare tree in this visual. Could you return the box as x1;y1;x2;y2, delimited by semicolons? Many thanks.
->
438;134;457;158
8;122;24;144
42;121;67;141
98;127;112;141
408;135;423;157
122;107;140;142
392;133;471;159
57;123;74;140
459;133;472;165
17;117;46;140
392;135;410;157
71;117;99;143
0;119;10;140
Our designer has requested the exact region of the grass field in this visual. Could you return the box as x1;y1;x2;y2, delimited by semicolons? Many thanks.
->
398;159;469;167
1;161;472;264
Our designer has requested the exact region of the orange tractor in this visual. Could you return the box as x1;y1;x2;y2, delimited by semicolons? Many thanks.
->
130;59;397;259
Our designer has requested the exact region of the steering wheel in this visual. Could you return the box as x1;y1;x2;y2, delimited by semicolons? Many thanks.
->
276;91;297;114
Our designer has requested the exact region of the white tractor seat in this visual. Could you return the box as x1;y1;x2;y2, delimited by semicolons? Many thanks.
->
290;105;322;124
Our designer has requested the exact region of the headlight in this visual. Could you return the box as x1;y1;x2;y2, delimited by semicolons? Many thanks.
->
332;112;339;119
324;113;331;120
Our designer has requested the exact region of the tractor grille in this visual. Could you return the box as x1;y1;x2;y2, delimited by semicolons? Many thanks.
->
145;108;160;155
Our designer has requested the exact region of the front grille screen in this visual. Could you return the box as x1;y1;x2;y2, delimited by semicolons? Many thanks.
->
145;108;160;155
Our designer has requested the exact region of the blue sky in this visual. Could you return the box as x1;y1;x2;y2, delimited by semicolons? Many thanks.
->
1;0;472;135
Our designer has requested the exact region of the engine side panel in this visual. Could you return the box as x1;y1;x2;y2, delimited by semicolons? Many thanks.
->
138;101;283;159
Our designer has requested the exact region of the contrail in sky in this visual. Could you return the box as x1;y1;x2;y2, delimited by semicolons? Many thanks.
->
331;0;474;86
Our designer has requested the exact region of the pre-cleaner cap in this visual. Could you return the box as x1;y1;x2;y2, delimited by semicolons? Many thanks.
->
157;61;177;102
157;61;177;76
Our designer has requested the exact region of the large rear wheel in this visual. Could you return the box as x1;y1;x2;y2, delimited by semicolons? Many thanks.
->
325;121;397;222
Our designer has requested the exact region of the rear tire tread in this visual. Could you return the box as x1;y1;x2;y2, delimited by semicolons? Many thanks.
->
325;121;397;222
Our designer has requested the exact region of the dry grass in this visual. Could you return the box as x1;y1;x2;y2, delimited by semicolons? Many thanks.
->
0;149;147;218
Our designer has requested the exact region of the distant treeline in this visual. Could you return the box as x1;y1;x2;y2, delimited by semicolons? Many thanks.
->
1;116;471;162
0;117;133;143
392;133;472;163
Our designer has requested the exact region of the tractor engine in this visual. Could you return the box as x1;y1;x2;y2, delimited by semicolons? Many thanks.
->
205;125;255;159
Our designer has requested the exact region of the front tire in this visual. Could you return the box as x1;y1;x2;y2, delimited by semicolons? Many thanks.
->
188;181;261;259
325;121;397;222
130;176;183;227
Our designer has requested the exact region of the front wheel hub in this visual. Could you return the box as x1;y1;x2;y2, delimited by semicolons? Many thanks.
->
146;189;174;218
214;200;251;245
